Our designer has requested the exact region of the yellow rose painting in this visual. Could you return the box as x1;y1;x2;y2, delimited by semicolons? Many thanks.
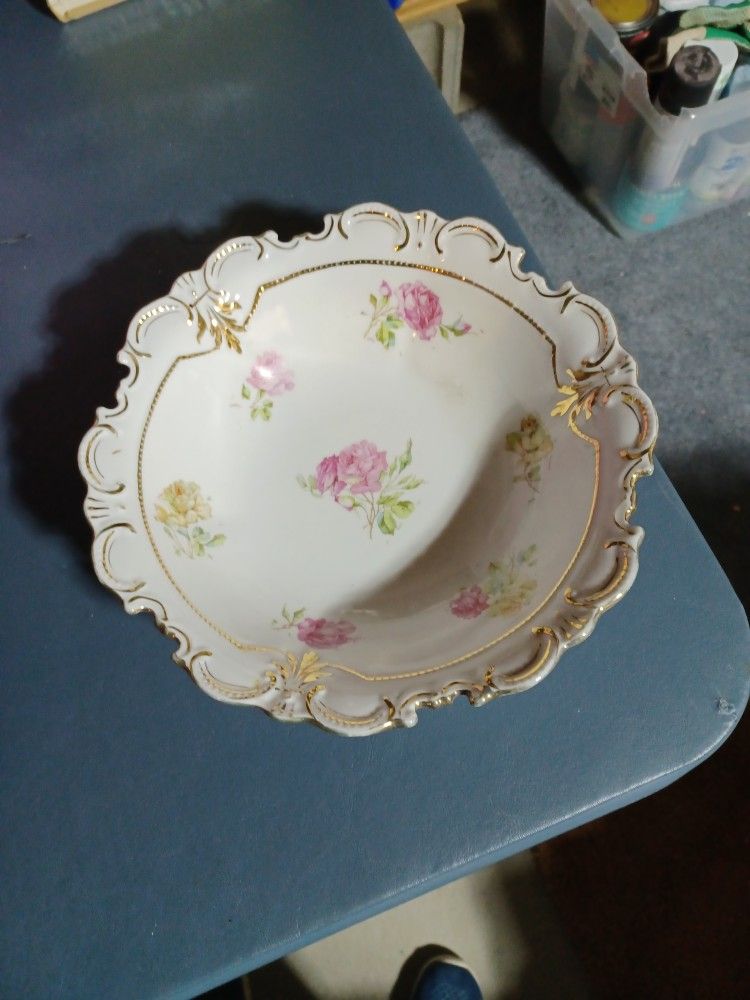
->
155;480;225;558
505;414;553;495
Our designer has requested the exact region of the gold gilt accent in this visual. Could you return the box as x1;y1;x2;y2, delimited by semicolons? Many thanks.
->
620;392;654;458
199;663;274;701
271;650;330;687
501;627;557;683
559;614;588;642
351;208;410;251
564;541;632;608
312;697;396;729
434;219;506;261
551;367;604;422
83;425;125;494
98;522;143;593
132;302;181;354
186;290;246;353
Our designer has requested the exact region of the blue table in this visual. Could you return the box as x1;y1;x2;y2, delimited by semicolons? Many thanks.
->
1;2;747;998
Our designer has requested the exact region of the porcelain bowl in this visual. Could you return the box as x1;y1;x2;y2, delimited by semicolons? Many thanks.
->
79;204;657;735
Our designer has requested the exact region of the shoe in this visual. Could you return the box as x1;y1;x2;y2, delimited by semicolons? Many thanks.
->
411;950;483;1000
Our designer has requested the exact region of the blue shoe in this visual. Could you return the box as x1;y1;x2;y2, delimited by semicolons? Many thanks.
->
411;951;483;1000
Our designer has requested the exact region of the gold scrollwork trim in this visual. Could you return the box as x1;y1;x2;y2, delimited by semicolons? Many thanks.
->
500;627;557;684
310;696;396;729
199;662;274;701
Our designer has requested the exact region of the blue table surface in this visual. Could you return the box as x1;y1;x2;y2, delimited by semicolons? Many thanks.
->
1;2;748;998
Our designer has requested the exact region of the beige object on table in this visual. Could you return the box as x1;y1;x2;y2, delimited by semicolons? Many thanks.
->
398;0;470;112
397;0;470;22
48;0;468;24
47;0;125;21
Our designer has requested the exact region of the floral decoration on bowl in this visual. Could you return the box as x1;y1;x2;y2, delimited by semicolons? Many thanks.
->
363;280;472;349
505;415;554;495
298;439;423;538
241;350;294;421
451;545;538;620
155;481;226;558
272;606;357;649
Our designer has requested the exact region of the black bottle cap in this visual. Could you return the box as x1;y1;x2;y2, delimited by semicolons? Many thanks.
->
657;45;721;115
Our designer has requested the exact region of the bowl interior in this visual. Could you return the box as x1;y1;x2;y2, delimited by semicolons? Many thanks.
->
141;262;596;673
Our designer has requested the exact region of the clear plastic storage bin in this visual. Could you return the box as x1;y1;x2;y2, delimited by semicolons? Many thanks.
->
542;0;750;236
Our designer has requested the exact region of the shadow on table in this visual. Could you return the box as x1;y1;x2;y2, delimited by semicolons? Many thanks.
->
5;203;320;585
664;454;749;612
24;0;55;18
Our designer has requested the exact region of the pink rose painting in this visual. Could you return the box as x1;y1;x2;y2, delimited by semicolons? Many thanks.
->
396;282;443;340
241;350;294;421
335;440;388;494
298;438;423;538
297;617;356;649
450;585;490;620
363;280;473;349
450;546;539;620
273;606;356;649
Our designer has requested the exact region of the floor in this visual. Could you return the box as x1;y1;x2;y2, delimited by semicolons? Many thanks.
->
245;853;587;1000
201;2;749;997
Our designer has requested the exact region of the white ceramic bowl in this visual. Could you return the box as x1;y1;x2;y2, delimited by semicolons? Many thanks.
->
79;204;657;735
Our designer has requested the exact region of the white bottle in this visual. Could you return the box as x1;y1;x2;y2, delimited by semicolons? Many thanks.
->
690;121;750;201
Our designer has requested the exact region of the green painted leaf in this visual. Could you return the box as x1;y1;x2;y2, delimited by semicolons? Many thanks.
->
251;408;259;421
398;475;424;490
293;608;305;622
369;293;377;307
378;295;389;310
208;534;226;547
376;323;393;349
379;493;399;507
297;474;308;490
241;384;251;399
397;439;412;472
378;510;397;535
390;500;414;519
487;562;510;595
506;431;521;450
307;475;317;492
439;325;450;340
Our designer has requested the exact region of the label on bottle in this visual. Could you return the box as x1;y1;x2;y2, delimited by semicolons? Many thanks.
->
611;170;688;231
690;133;750;201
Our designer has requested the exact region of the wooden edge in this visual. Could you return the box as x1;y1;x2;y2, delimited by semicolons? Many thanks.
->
47;0;126;23
397;0;470;25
